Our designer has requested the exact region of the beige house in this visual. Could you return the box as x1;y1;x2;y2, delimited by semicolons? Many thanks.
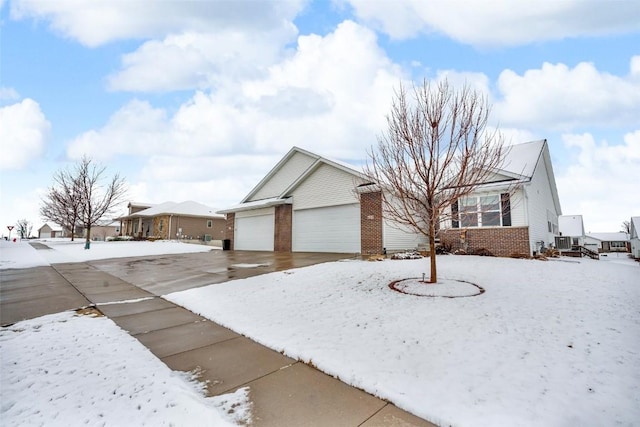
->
37;223;66;239
119;201;225;242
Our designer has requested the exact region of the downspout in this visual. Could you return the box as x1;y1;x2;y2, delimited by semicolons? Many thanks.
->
168;215;172;241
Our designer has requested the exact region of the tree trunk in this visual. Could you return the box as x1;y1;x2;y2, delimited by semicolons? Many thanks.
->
84;226;91;250
428;220;437;283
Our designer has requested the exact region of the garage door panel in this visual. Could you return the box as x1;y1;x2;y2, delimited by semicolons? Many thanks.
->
293;204;360;253
235;214;274;251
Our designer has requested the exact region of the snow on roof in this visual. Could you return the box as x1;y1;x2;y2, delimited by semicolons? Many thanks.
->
631;216;640;238
217;197;292;214
586;232;630;242
559;215;584;237
39;223;63;231
135;201;223;218
499;140;545;179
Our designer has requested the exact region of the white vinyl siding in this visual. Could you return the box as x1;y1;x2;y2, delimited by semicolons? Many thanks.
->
250;152;316;201
235;208;275;251
524;151;560;253
383;220;428;251
290;163;362;210
292;204;360;253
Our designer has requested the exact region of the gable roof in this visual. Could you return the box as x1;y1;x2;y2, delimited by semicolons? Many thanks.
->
559;215;585;237
240;146;366;204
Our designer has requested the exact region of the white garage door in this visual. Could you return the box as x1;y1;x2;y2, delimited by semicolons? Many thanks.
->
235;213;274;251
40;232;51;239
292;204;360;253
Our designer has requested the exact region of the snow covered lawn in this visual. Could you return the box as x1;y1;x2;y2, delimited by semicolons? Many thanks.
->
166;255;640;427
0;310;250;426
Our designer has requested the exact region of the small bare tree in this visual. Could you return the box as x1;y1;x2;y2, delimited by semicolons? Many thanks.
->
15;219;32;239
41;156;126;249
40;166;83;241
364;79;507;283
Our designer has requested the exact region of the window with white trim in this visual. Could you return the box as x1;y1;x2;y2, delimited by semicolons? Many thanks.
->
207;220;212;228
452;193;510;228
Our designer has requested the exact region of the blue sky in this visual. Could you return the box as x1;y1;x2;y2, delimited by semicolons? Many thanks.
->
1;0;639;236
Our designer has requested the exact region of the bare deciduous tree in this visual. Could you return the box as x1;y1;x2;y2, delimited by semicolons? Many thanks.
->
364;79;508;283
41;156;126;249
40;166;83;241
15;219;32;239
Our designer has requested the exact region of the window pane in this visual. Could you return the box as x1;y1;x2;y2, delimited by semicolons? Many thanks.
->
461;197;476;212
461;213;478;227
480;195;499;211
482;211;500;226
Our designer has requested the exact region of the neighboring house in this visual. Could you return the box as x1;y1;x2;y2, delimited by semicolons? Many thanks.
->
217;146;428;254
585;232;630;253
119;201;225;241
630;216;640;258
556;215;586;251
37;223;65;239
439;139;562;257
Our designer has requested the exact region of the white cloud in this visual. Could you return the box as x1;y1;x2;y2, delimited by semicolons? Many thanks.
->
344;0;640;46
107;24;298;92
0;87;20;102
556;131;640;232
10;0;306;47
493;59;640;131
68;21;404;162
0;99;51;170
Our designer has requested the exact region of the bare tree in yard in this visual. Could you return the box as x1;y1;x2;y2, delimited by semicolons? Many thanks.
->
41;157;126;249
15;219;32;239
76;157;127;249
364;79;508;283
40;165;84;241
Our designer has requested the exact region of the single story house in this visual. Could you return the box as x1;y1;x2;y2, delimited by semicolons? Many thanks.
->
37;223;66;239
218;146;427;254
439;139;562;257
219;140;561;257
119;201;225;241
585;232;630;253
556;215;586;251
630;216;640;259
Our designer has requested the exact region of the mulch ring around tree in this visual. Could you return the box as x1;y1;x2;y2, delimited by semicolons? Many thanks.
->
389;278;485;298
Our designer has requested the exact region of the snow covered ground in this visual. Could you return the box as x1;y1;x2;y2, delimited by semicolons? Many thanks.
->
166;254;640;427
2;240;638;426
0;311;250;426
0;240;243;426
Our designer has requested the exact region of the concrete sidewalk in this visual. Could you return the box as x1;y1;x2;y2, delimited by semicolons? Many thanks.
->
1;258;436;427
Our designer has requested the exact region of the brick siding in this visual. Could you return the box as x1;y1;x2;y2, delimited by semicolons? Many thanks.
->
439;226;530;257
225;213;235;250
274;204;292;252
360;191;383;254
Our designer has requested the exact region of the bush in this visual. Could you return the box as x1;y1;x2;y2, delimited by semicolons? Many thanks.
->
391;251;423;260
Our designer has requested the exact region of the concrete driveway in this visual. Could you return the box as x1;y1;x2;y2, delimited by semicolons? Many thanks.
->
89;250;355;295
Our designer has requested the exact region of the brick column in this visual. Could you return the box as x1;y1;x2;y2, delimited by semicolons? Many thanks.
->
360;191;383;255
274;204;292;252
225;213;235;250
